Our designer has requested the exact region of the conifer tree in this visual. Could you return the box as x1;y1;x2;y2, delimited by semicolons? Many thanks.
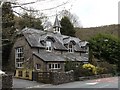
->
60;16;75;37
2;2;15;70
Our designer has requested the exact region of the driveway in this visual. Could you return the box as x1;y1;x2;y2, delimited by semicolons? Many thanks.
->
13;78;49;88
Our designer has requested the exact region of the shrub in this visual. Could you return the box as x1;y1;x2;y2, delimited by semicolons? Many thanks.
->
82;63;97;75
96;67;104;74
98;61;117;75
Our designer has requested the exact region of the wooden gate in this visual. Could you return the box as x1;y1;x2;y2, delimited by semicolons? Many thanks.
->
37;72;53;84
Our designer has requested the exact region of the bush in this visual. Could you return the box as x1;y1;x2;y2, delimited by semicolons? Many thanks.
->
79;66;94;77
82;63;97;75
64;61;116;81
96;67;104;74
98;61;117;75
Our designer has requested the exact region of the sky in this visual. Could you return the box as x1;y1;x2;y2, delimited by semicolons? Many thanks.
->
12;0;119;28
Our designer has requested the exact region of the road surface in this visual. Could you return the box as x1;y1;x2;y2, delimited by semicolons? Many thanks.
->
13;77;119;89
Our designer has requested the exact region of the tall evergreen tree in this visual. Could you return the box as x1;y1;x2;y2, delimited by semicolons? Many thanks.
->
2;2;15;39
2;2;15;70
60;16;75;37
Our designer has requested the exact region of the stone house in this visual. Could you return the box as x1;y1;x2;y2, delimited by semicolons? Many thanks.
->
10;16;89;80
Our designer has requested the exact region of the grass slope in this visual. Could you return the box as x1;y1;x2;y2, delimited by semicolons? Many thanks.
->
75;24;119;40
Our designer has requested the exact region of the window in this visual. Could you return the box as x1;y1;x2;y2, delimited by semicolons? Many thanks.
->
15;47;24;68
26;71;29;77
54;27;59;33
46;41;52;51
18;71;22;77
68;44;74;53
48;63;61;69
36;64;41;70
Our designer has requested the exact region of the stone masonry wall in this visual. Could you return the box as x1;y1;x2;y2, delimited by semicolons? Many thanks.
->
52;70;74;85
2;74;13;89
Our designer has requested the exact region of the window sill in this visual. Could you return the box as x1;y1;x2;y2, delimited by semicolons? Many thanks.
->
68;52;74;53
49;68;61;70
36;69;41;70
16;67;24;69
46;50;52;52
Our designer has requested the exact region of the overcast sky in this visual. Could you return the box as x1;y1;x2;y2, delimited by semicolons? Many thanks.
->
14;0;119;28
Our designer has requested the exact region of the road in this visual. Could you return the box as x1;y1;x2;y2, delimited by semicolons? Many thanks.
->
13;77;119;89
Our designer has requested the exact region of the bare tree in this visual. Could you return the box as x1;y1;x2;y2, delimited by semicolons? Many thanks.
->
59;9;82;28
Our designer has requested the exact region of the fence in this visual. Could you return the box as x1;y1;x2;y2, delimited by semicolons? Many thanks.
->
32;72;53;84
37;72;53;84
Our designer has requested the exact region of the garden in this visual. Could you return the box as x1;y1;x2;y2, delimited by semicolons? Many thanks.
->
65;33;120;80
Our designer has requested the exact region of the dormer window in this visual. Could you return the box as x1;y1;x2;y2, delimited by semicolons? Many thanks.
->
68;44;74;53
68;41;75;53
46;41;52;52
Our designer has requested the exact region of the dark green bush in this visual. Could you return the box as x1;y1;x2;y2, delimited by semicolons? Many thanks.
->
98;61;117;75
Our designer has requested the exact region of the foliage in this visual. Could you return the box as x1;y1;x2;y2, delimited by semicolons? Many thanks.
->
98;61;117;75
89;33;120;65
2;2;15;39
17;13;43;30
78;66;94;77
2;42;13;68
2;2;15;69
59;10;82;27
65;62;98;79
82;63;97;75
64;61;117;80
65;61;81;71
60;16;75;37
89;49;98;66
64;61;83;80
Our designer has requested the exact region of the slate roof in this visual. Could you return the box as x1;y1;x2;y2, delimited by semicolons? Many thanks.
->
33;51;65;62
24;33;45;48
20;27;88;52
33;51;88;62
63;35;81;44
80;41;89;47
74;43;83;52
64;53;88;62
53;40;67;50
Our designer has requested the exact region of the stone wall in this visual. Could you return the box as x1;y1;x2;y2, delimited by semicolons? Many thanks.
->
52;70;74;85
2;74;13;89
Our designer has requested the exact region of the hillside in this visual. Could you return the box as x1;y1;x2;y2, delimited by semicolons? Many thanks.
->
75;24;119;40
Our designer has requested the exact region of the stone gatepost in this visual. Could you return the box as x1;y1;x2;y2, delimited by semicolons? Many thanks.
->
2;74;13;89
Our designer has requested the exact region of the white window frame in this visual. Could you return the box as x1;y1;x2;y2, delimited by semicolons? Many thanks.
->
48;63;61;69
36;64;41;70
16;62;23;68
15;47;24;68
46;41;52;52
68;44;74;53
